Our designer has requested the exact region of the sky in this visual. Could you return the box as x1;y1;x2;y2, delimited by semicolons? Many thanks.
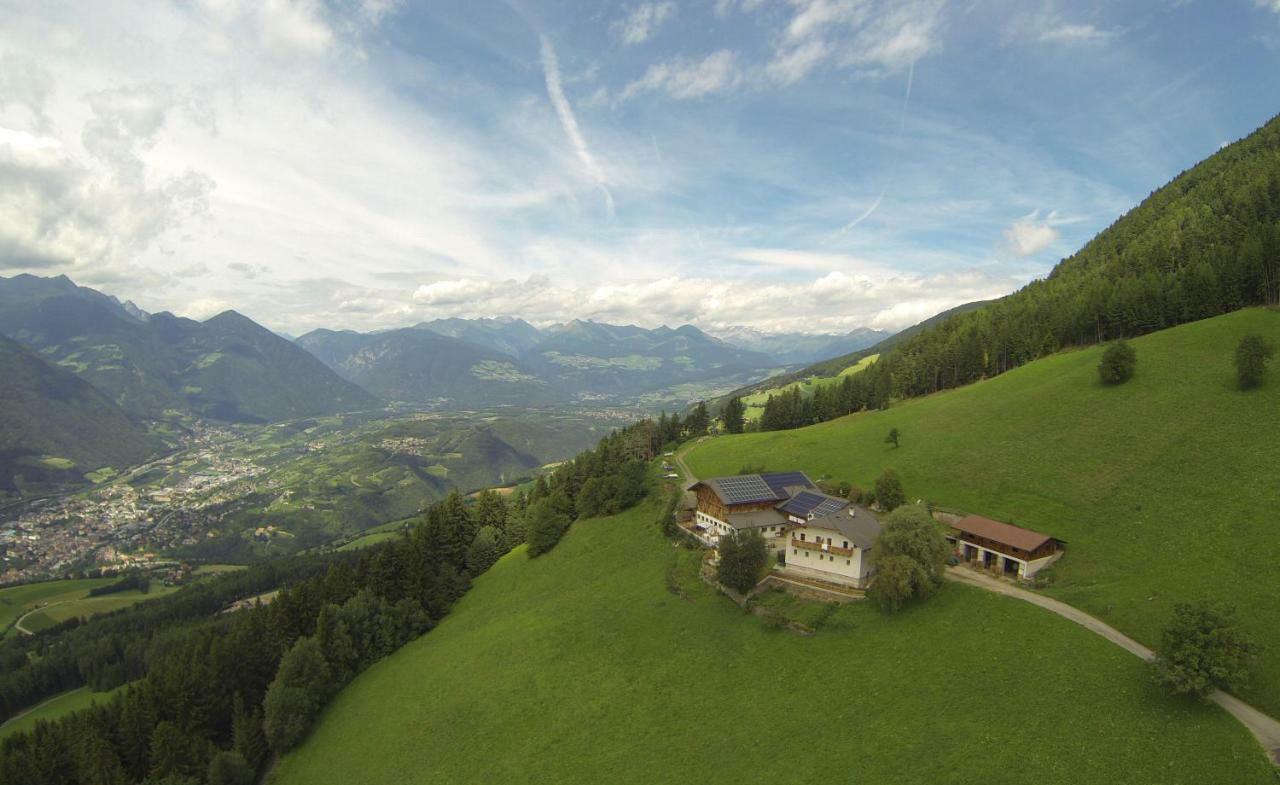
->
1;0;1279;337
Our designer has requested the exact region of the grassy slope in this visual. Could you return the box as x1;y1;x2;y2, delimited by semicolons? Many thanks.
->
739;354;878;421
0;685;127;741
16;585;179;633
687;307;1280;713
275;499;1272;785
0;578;115;632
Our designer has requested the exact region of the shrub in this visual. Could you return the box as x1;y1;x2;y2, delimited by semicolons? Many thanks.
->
1235;334;1275;389
525;499;572;557
1154;601;1255;698
1098;341;1137;384
874;469;906;512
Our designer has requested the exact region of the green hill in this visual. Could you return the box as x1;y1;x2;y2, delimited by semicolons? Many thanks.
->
687;307;1280;713
0;335;157;494
274;497;1273;785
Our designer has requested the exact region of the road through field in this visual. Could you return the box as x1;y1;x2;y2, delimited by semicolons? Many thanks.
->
947;566;1280;765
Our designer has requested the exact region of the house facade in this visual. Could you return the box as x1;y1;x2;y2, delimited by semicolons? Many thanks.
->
689;472;882;588
945;515;1064;579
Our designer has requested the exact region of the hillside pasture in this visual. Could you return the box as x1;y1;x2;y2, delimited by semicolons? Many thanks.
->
687;307;1280;713
739;354;877;420
275;499;1274;785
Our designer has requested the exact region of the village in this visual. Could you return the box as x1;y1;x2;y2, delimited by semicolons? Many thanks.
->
0;426;270;584
678;468;1064;599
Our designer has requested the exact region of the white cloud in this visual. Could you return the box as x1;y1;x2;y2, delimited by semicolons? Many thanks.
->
767;0;944;83
622;50;742;100
1002;211;1061;257
615;2;676;46
540;35;615;216
1256;0;1280;13
402;263;1015;334
1006;11;1123;46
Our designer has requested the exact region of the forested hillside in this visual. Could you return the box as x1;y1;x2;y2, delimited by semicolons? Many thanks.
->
870;114;1280;401
0;336;157;493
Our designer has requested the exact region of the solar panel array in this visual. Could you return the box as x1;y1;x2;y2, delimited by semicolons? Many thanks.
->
780;490;847;518
760;471;813;497
713;475;777;504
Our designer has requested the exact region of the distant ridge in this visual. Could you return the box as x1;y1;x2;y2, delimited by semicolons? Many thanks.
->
0;334;157;492
0;275;378;423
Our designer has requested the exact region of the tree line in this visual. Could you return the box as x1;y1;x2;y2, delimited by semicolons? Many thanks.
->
745;114;1280;433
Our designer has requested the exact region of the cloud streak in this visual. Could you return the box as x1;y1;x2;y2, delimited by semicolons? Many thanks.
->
539;35;615;217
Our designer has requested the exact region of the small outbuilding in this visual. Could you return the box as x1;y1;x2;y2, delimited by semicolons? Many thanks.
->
946;515;1064;579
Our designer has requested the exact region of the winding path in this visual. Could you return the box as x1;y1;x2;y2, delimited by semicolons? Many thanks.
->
948;567;1280;765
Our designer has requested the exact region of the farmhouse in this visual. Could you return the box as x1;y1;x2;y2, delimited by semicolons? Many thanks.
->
785;501;881;589
690;472;882;588
946;515;1064;579
690;471;818;545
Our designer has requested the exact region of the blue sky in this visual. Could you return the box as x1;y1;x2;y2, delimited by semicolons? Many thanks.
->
1;0;1278;335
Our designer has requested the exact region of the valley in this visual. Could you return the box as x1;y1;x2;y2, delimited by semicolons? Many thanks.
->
0;407;617;583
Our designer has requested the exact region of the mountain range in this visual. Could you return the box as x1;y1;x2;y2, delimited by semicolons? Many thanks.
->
708;326;890;365
295;319;782;407
0;274;377;425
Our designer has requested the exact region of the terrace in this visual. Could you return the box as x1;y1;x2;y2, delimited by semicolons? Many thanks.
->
790;537;853;558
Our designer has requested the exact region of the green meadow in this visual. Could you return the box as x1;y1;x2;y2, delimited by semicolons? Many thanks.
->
739;353;878;420
275;499;1274;785
0;685;127;741
0;578;116;635
688;307;1280;713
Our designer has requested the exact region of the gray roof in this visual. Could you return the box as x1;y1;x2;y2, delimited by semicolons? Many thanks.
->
726;509;789;531
799;505;881;549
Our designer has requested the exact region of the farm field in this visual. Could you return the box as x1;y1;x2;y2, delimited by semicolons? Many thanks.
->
15;585;180;633
0;577;116;635
687;307;1280;714
274;498;1274;785
0;685;127;741
738;354;878;420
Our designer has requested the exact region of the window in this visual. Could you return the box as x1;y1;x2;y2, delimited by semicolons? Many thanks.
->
792;548;797;555
846;559;851;565
804;551;809;558
799;533;806;541
842;541;848;549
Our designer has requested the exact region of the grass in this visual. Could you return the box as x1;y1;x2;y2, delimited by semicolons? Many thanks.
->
274;497;1274;785
0;577;179;637
687;307;1280;714
740;354;878;421
16;586;179;632
0;578;116;633
0;685;127;740
335;530;404;552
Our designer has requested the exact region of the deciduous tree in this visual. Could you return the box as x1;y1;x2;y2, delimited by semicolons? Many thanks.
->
1154;601;1255;698
874;469;906;512
868;505;948;611
716;529;767;594
1098;340;1137;385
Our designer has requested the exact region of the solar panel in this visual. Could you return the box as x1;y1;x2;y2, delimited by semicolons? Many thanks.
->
713;475;775;504
760;472;813;497
812;497;848;517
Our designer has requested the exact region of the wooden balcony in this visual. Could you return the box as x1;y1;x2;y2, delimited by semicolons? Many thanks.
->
790;538;853;558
